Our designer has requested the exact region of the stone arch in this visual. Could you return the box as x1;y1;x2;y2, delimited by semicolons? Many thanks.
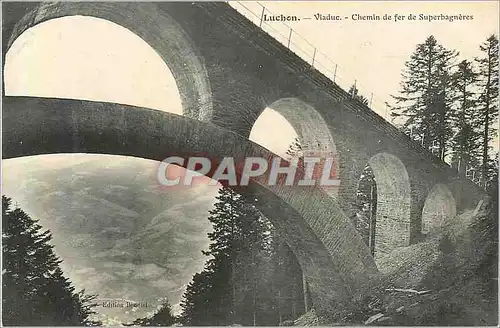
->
3;95;379;311
250;97;339;197
446;178;485;213
421;184;457;235
3;2;212;120
368;152;411;261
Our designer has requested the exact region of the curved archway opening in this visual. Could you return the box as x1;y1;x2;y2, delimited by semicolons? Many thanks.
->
368;153;411;261
249;98;338;197
421;184;457;236
5;16;183;114
249;107;297;159
4;1;212;119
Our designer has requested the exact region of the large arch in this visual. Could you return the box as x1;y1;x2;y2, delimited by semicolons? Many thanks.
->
368;152;411;261
3;95;379;311
421;184;457;235
3;1;212;120
250;98;339;198
5;15;184;116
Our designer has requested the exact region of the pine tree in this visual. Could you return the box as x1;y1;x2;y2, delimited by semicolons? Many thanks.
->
2;195;101;326
75;290;101;326
207;187;270;325
348;83;370;106
180;187;271;326
179;270;218;326
127;299;176;326
285;137;303;160
391;35;458;159
285;137;306;180
180;173;310;326
475;34;499;187
450;59;482;175
434;61;456;160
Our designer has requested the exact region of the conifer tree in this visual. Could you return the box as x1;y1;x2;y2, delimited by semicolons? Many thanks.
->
180;187;270;326
450;59;481;175
127;299;176;326
2;195;101;326
180;137;313;325
285;137;305;177
391;35;458;159
475;34;499;186
179;182;309;326
285;137;303;160
348;83;370;106
179;269;222;326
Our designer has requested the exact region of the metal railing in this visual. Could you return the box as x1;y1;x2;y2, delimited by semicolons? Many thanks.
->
229;1;392;122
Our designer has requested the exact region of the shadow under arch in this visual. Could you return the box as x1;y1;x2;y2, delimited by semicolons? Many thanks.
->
421;184;457;236
3;1;212;120
3;95;379;311
250;97;339;198
368;152;411;262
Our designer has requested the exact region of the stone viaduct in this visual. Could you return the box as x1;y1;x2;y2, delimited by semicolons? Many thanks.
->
2;1;484;312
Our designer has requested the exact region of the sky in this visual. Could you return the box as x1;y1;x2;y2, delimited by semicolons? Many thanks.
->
232;1;499;121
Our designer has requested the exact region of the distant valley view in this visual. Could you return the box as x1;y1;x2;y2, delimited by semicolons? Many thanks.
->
2;154;218;324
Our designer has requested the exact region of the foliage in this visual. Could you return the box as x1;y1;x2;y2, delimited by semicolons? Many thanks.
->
390;34;498;185
322;190;498;326
475;34;499;186
178;137;309;326
391;35;458;160
449;59;482;175
285;137;303;160
348;83;370;106
125;300;176;326
178;187;304;326
2;195;101;326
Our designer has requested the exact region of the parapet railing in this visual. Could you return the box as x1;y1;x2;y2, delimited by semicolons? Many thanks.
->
229;1;392;121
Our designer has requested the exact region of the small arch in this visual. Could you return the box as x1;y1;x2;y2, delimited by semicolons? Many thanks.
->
368;152;411;260
249;98;338;197
249;107;297;158
268;98;336;155
421;184;457;235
